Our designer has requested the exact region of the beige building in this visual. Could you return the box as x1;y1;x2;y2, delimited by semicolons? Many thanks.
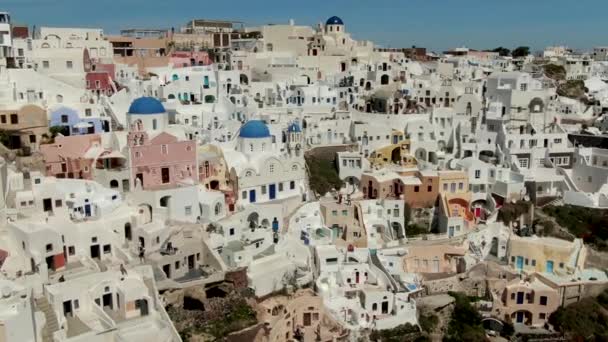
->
255;289;348;342
507;236;586;275
402;244;466;275
493;276;560;327
0;104;49;153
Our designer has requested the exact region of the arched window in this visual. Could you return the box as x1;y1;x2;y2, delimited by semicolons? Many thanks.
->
152;119;158;130
214;203;222;216
172;74;179;81
292;165;298;171
245;170;253;177
269;164;275;173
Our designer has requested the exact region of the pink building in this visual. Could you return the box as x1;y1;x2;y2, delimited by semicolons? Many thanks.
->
169;51;212;68
128;130;197;190
40;134;103;179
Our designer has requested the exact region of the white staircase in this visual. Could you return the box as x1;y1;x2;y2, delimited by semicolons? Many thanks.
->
35;297;60;342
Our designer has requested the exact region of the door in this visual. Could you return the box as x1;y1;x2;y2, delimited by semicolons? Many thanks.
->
63;301;73;317
90;245;100;259
46;255;54;271
162;264;171;278
381;301;389;314
303;312;311;327
546;260;554;273
516;256;524;270
125;223;132;241
475;207;481;218
355;271;360;283
43;198;53;212
249;190;256;203
102;293;113;309
161;167;170;184
269;184;276;200
272;218;279;232
84;204;91;217
448;226;455;238
188;255;195;270
136;299;149;316
516;311;524;323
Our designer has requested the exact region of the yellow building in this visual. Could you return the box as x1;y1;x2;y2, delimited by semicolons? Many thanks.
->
507;236;586;275
368;134;413;168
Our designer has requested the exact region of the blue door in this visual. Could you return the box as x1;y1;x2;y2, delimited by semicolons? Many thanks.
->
249;190;256;203
546;260;554;273
84;204;91;217
272;218;279;232
516;256;524;270
269;184;276;200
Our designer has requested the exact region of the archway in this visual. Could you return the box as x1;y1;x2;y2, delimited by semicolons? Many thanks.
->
160;196;171;208
247;212;259;229
415;148;428;161
110;180;119;189
381;74;389;85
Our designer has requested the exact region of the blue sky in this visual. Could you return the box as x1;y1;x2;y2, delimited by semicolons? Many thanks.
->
3;0;607;52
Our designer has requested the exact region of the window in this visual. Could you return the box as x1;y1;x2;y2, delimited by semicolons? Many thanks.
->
458;183;464;190
539;313;546;320
175;261;180;270
414;186;419;193
229;228;235;236
66;61;73;69
10;114;18;124
518;158;529;169
540;296;548;306
342;210;348;216
46;243;53;252
103;245;111;254
185;206;192;215
531;259;536;266
161;144;168;154
443;183;448;191
68;246;75;255
55;199;62;207
242;191;246;199
427;185;432;192
42;61;49;68
0;115;5;124
475;170;481;179
261;185;267;195
554;138;562;144
290;181;295;190
269;164;275;173
332;210;337;216
279;183;283;191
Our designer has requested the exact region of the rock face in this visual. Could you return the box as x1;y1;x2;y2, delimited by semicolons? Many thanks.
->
164;282;258;341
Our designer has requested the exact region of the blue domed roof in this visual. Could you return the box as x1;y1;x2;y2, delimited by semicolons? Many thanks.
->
326;16;344;26
239;120;270;138
128;97;166;115
288;122;301;133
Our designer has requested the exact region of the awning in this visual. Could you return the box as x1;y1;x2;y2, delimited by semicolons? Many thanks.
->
99;151;126;159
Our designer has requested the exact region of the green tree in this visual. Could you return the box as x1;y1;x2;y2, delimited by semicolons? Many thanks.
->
444;292;487;342
490;47;511;57
512;46;530;58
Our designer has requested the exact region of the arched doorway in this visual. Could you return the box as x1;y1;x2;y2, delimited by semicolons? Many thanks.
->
381;74;389;85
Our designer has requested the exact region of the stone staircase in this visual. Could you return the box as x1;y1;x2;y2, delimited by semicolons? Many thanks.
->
35;297;60;342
